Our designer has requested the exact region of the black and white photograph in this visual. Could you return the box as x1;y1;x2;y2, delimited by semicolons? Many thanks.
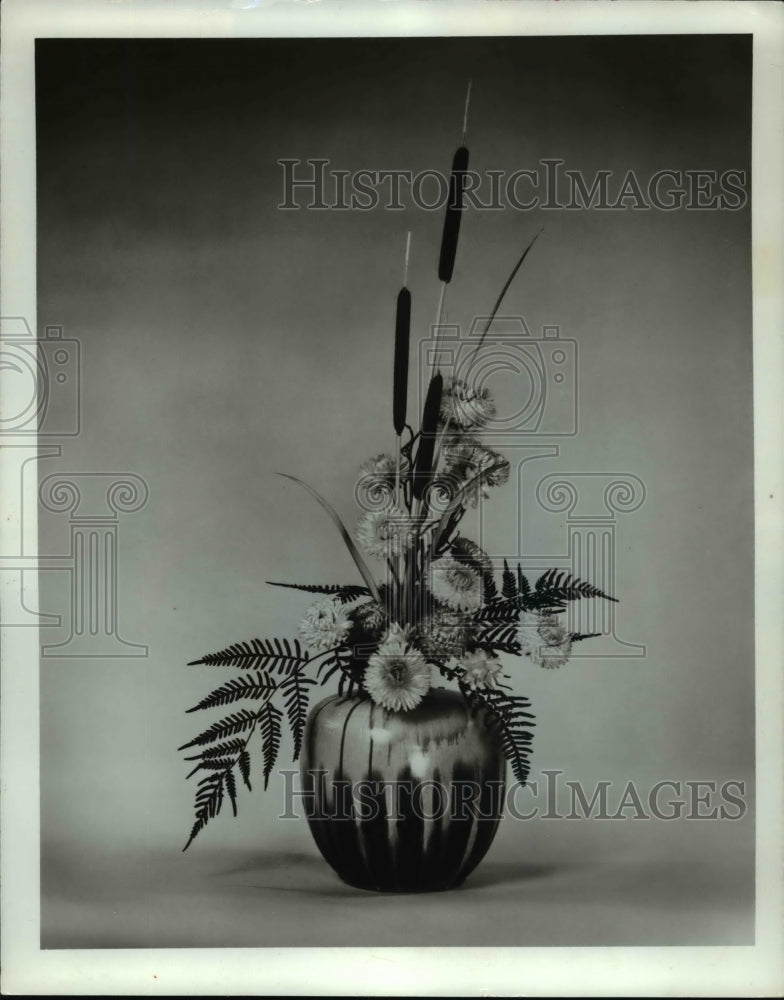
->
1;1;782;996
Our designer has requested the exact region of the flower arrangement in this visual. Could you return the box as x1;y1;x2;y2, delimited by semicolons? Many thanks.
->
180;87;616;851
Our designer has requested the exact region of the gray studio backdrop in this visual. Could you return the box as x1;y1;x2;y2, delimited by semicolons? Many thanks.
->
35;36;753;945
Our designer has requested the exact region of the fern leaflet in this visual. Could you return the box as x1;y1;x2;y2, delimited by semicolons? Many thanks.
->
266;582;370;604
183;772;225;850
464;685;536;785
185;671;277;713
281;667;315;762
188;636;309;674
502;559;518;600
259;702;283;789
178;709;259;751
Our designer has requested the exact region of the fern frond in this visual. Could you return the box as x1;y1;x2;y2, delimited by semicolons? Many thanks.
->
185;671;277;713
185;756;234;779
178;709;259;751
482;571;499;603
183;772;225;850
188;637;309;675
225;769;238;817
266;582;370;604
473;602;520;624
502;559;518;600
570;631;602;642
182;738;246;762
475;622;521;655
259;701;283;790
280;667;316;762
238;749;252;791
464;685;536;785
517;565;530;598
533;570;617;604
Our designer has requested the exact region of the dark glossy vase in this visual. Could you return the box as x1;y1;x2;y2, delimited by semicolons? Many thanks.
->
300;687;506;892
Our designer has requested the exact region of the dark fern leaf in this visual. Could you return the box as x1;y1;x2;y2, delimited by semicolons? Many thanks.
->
266;581;371;604
463;685;536;785
517;564;531;598
225;768;238;817
183;738;246;762
259;701;283;790
178;709;259;751
472;602;520;624
476;623;520;647
185;671;277;713
482;571;499;603
502;559;518;601
183;771;224;851
534;569;617;604
238;749;252;791
281;667;316;762
187;636;309;674
570;631;602;642
317;650;353;688
185;756;234;779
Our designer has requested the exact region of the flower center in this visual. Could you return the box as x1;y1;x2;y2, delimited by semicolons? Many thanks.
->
387;658;409;685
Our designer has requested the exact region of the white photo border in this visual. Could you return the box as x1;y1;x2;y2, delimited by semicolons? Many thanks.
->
1;1;782;995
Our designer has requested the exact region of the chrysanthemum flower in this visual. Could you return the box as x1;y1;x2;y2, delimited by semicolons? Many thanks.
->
360;453;398;481
298;598;350;652
412;608;473;658
364;634;431;712
450;536;493;577
439;376;496;430
518;610;572;669
356;506;416;559
455;649;504;690
442;437;510;507
429;555;482;611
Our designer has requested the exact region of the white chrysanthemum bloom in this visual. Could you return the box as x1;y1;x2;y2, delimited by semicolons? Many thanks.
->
439;376;496;430
518;610;572;669
457;649;504;691
450;536;493;577
413;608;473;658
364;637;431;712
442;438;510;507
298;598;350;651
360;453;398;480
356;506;416;559
429;555;482;611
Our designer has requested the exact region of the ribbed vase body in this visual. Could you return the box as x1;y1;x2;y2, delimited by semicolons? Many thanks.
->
300;688;506;892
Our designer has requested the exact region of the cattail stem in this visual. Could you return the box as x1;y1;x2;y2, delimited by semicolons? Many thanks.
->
462;79;472;144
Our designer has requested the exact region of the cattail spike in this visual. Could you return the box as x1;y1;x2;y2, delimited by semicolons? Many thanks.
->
393;286;411;436
462;79;472;143
438;145;469;284
413;372;443;501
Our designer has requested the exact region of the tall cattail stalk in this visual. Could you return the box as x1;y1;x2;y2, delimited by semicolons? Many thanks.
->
432;81;471;373
393;233;412;438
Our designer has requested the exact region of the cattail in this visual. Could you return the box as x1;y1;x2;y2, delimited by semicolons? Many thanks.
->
438;145;469;284
413;372;443;500
393;234;412;436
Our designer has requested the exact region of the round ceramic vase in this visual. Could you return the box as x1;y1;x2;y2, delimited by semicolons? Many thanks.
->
300;687;506;892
